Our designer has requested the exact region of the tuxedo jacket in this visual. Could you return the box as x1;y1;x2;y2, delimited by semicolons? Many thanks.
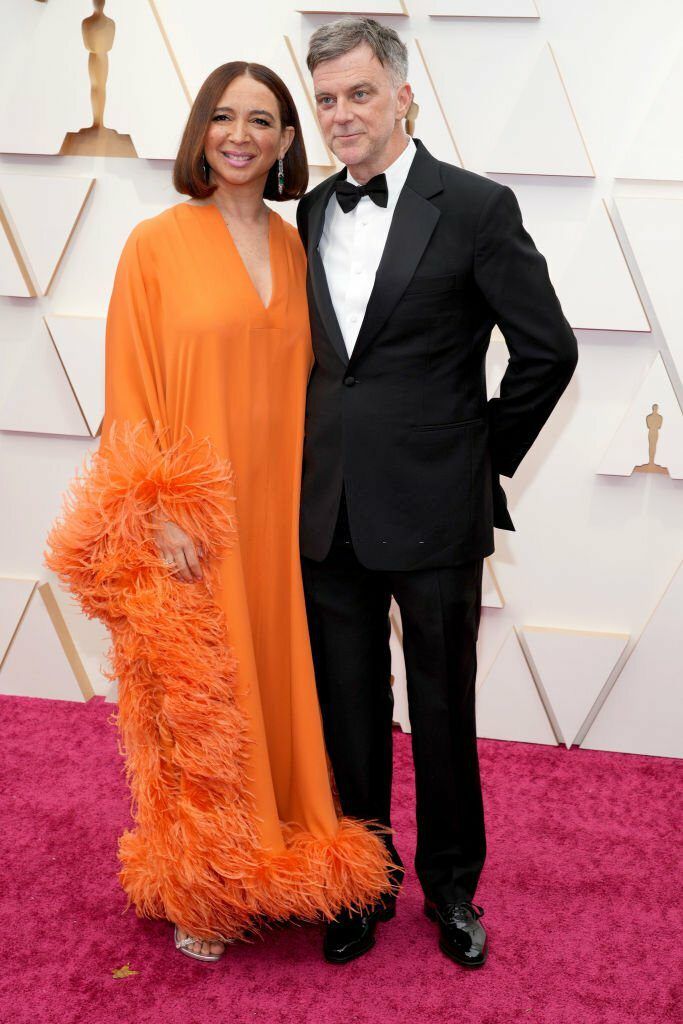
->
296;139;578;571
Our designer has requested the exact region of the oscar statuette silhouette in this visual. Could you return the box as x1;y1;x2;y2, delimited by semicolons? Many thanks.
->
60;0;137;157
633;403;669;475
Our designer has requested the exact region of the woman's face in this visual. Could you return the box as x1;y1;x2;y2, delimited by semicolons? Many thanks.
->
203;75;295;191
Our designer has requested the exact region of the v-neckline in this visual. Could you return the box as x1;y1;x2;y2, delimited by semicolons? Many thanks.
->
204;201;277;313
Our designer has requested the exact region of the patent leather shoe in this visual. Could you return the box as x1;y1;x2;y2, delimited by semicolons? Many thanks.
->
323;908;378;964
424;898;488;967
374;891;397;921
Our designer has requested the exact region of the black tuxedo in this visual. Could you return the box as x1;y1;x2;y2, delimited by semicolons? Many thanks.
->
297;139;578;570
297;140;578;906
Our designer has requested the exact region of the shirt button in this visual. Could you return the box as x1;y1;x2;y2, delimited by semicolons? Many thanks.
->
349;314;358;323
353;265;362;274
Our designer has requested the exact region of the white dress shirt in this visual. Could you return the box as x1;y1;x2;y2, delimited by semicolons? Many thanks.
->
319;137;417;357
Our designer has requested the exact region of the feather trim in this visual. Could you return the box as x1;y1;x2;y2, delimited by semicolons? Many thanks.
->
44;420;397;941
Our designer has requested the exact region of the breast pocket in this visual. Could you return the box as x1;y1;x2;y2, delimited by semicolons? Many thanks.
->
402;272;459;298
399;273;461;323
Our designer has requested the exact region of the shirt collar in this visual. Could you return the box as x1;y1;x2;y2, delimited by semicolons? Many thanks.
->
346;136;416;209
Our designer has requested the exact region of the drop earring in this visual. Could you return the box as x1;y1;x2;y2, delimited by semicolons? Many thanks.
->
277;157;285;195
202;152;209;181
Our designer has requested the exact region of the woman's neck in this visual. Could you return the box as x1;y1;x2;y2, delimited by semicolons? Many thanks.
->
209;178;269;225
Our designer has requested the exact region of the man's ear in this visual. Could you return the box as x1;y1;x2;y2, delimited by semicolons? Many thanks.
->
396;82;413;120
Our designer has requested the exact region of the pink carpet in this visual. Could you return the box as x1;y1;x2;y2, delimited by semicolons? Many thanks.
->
1;693;681;1024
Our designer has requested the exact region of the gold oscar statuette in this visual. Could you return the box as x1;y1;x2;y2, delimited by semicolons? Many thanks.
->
60;0;137;157
633;403;669;476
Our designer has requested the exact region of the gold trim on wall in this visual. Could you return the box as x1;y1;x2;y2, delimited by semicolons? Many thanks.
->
38;583;95;701
429;1;539;18
45;179;95;295
0;579;38;673
147;0;193;107
296;2;408;13
43;314;104;438
413;38;465;167
547;42;595;178
284;35;337;169
0;203;36;297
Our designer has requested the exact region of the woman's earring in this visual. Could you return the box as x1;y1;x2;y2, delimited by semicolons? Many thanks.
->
202;152;209;181
277;157;285;195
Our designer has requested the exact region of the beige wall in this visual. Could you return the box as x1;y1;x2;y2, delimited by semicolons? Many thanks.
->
1;0;681;757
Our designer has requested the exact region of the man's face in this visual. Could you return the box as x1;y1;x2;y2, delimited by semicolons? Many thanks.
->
312;43;410;172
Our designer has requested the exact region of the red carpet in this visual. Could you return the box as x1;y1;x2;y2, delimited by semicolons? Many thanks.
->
1;693;680;1024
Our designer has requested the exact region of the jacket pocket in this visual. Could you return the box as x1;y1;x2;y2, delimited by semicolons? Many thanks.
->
413;416;485;432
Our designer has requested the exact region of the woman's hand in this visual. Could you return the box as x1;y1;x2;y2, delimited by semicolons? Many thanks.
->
152;515;203;583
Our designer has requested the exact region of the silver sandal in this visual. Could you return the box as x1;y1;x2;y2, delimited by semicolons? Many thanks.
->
174;924;228;962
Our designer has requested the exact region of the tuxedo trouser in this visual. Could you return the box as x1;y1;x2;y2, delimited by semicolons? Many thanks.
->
301;486;486;906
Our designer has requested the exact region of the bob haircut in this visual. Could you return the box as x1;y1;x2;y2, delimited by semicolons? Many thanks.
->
173;62;308;202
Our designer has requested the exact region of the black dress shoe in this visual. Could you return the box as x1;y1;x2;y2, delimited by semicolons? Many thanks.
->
424;898;488;967
373;891;397;921
323;908;378;964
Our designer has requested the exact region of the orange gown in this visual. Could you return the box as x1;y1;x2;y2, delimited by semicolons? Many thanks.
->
44;201;394;942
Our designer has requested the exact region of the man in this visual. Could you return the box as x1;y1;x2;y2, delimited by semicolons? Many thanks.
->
296;17;578;967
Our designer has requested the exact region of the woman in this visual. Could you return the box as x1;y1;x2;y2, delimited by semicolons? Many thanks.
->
44;62;396;962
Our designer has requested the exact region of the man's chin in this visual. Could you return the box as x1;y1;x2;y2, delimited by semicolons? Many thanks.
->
332;136;368;168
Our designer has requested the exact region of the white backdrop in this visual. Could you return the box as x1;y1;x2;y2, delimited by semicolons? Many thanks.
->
1;0;681;757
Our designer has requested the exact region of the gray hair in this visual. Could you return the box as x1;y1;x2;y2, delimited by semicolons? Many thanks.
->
306;17;408;87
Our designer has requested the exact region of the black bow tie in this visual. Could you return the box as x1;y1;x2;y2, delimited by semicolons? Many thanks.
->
334;173;389;213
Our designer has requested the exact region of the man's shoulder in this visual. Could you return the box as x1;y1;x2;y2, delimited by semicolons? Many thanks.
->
434;158;506;204
298;171;340;216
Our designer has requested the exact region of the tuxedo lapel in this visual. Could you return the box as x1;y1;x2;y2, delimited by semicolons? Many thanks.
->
349;140;443;368
305;171;349;367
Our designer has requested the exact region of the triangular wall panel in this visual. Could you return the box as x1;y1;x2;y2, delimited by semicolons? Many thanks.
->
0;583;94;701
519;626;629;748
0;0;188;159
0;174;94;294
618;44;683;182
511;188;650;332
0;320;91;437
281;36;335;168
476;628;558;745
406;40;463;166
482;559;504;609
0;206;33;297
615;196;683;387
597;353;683;479
581;563;683;758
486;44;594;177
0;578;38;668
44;316;106;437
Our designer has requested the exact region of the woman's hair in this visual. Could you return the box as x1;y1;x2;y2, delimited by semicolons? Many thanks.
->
173;62;308;201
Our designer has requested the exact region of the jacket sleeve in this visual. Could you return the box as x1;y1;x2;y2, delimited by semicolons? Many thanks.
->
474;184;578;478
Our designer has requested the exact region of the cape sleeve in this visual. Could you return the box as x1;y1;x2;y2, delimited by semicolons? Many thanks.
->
43;220;237;624
99;223;168;452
